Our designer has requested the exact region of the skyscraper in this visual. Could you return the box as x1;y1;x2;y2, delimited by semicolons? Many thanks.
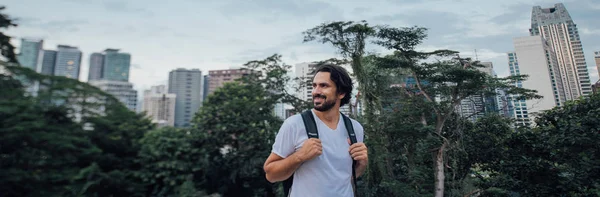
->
39;50;57;75
203;74;210;101
595;51;600;80
456;62;505;122
103;49;131;81
295;62;318;102
168;68;203;127
88;53;104;81
143;85;176;127
54;45;82;79
508;36;567;126
88;49;131;82
530;3;593;98
16;38;43;71
593;51;600;94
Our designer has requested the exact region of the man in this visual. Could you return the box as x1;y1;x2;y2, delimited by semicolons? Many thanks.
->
263;64;368;197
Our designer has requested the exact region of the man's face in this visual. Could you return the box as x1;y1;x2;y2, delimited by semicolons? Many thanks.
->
312;71;344;112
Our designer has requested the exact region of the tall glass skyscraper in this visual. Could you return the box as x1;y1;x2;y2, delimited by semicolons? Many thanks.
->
16;38;43;71
54;45;82;79
88;53;104;81
530;3;593;99
88;49;131;82
39;50;57;75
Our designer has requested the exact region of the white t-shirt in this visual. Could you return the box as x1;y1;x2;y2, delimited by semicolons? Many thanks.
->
271;110;365;197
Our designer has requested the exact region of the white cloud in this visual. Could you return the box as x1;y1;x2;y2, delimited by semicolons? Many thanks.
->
581;28;600;35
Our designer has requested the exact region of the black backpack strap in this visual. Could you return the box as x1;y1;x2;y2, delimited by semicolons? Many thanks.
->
342;113;358;196
283;110;319;197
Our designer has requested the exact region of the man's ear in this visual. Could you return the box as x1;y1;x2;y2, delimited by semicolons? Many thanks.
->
338;92;346;100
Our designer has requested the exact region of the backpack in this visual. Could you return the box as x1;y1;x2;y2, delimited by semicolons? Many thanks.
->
282;110;358;197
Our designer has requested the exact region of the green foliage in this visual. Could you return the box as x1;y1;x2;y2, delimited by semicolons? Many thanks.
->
192;82;280;197
137;127;203;196
0;6;18;63
477;93;600;196
0;94;101;197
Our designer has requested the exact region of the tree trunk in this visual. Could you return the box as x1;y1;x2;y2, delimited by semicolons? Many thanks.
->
435;141;447;197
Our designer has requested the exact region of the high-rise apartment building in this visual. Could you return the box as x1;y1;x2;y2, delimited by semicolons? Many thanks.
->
16;38;43;71
207;68;251;96
143;85;176;127
530;3;593;98
168;68;203;128
88;49;131;82
89;80;138;111
508;36;567;126
295;63;318;102
54;45;82;79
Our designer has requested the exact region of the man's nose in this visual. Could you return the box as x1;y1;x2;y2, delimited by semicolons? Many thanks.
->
312;86;321;95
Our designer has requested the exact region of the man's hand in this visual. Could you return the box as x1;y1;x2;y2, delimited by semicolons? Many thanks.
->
349;142;368;162
296;138;322;162
348;139;368;177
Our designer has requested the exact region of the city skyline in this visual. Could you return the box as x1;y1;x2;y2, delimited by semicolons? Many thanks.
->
4;0;600;96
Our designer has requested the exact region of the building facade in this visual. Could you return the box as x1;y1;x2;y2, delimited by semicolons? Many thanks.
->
143;85;176;127
88;53;105;81
207;68;251;96
168;68;203;127
530;3;593;99
203;74;210;101
53;45;82;79
89;80;138;111
88;49;131;82
508;36;567;126
16;38;43;71
39;50;57;75
456;62;509;122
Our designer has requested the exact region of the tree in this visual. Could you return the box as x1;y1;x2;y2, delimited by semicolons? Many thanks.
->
191;82;281;197
303;20;377;117
476;93;600;196
373;25;541;197
0;6;18;63
137;127;206;197
0;90;101;197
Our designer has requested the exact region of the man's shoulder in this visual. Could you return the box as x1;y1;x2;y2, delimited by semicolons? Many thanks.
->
342;114;364;129
283;113;304;125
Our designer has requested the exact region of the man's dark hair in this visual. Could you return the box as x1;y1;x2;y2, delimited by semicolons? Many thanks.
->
312;64;353;107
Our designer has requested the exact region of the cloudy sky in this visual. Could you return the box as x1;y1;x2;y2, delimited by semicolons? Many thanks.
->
4;0;600;94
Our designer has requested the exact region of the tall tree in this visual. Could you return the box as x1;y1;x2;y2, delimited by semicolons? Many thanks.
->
0;6;18;63
374;25;541;197
303;20;376;117
191;82;281;197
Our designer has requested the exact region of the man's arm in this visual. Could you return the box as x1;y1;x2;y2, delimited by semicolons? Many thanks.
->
264;138;322;183
355;159;368;177
349;142;368;177
263;152;304;183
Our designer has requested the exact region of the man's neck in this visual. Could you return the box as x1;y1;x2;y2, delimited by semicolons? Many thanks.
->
312;107;340;124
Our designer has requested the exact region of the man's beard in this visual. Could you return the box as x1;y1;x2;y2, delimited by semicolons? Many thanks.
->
313;94;336;112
